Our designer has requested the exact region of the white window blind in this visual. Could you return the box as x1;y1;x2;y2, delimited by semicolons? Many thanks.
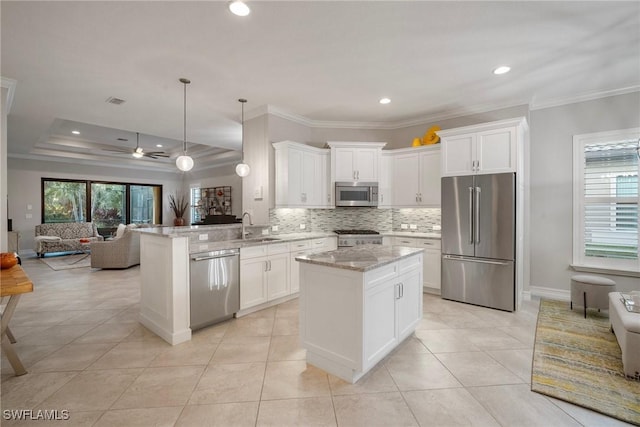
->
573;129;640;273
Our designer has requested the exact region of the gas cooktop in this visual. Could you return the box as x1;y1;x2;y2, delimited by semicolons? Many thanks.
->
333;229;380;235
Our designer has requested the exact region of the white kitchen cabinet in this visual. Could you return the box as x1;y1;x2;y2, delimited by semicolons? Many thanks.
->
378;152;392;208
273;141;331;208
391;146;441;207
328;142;386;182
393;236;441;293
439;118;525;177
290;236;338;294
300;251;423;383
240;242;290;310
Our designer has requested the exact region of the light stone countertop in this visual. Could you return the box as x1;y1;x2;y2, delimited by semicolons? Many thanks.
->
382;231;441;239
188;232;335;254
295;245;424;272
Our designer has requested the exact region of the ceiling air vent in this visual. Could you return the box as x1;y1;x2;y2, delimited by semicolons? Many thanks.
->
106;97;126;105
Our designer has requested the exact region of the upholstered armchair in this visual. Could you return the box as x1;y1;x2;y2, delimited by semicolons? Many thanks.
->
90;225;142;269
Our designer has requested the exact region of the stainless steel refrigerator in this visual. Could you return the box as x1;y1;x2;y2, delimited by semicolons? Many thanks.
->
441;173;515;311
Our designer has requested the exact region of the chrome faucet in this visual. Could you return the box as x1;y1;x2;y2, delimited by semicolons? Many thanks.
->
241;212;253;239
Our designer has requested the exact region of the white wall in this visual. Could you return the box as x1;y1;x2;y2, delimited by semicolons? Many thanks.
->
1;87;8;251
7;158;181;254
530;92;640;294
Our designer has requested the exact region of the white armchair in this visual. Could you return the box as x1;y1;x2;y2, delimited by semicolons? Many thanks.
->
90;224;146;269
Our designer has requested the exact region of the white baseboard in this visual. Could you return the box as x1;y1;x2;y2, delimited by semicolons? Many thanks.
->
529;286;570;302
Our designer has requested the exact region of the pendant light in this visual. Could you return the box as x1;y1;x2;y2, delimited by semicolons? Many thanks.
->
235;98;250;177
132;132;144;158
176;78;194;172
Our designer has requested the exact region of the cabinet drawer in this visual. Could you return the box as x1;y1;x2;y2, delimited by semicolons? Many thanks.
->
399;253;422;274
289;240;312;251
394;237;420;247
365;262;398;289
241;245;268;259
420;239;441;250
268;242;291;255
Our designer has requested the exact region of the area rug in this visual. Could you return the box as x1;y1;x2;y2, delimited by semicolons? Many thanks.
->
532;299;640;425
40;254;91;270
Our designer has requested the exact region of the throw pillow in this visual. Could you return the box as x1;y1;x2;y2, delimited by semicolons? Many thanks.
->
115;223;127;239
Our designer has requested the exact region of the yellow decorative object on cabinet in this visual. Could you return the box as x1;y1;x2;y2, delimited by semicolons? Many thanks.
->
422;125;441;145
412;137;422;147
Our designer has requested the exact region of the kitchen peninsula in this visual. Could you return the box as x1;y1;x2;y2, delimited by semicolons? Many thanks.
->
136;224;336;345
296;245;424;383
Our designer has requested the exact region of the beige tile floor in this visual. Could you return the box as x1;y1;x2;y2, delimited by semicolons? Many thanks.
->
1;256;633;426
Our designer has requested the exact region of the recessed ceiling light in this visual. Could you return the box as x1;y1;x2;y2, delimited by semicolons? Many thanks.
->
71;130;80;135
493;66;511;75
229;1;250;16
379;98;391;105
156;144;163;148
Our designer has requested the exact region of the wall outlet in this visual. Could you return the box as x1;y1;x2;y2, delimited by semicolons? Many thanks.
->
401;224;408;230
27;204;32;211
433;225;442;231
272;225;279;232
25;213;32;219
198;234;208;241
300;223;306;230
254;186;263;200
409;224;417;230
262;229;269;235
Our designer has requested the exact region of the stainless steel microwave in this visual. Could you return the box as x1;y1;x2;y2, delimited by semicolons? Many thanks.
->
335;182;378;207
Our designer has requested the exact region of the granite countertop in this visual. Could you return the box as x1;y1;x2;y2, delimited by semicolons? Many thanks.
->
135;223;240;238
382;231;441;239
295;245;424;272
188;232;335;254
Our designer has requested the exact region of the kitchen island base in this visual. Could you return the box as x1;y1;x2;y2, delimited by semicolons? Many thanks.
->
298;248;423;383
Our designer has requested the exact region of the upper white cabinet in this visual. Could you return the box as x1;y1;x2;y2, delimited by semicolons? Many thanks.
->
273;141;331;208
391;146;441;207
378;152;392;208
439;117;526;176
328;142;386;182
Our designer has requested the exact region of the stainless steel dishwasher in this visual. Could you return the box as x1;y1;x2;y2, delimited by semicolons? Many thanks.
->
189;248;240;330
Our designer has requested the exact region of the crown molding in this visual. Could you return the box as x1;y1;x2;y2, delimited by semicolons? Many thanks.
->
245;86;639;131
1;77;17;113
529;85;640;110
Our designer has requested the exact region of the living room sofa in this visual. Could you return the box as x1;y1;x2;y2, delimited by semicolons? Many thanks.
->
35;222;104;257
90;223;150;269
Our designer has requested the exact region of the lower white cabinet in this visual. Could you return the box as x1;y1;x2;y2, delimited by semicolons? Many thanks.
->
241;237;338;310
392;237;441;294
290;237;338;294
240;242;290;310
300;252;423;383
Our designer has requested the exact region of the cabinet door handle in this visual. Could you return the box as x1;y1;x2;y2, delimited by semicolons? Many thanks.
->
264;261;269;272
395;283;401;300
269;260;272;271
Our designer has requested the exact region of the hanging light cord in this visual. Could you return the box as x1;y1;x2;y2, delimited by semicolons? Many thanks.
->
183;81;187;154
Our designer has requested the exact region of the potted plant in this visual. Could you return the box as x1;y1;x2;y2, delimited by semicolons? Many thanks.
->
168;194;189;226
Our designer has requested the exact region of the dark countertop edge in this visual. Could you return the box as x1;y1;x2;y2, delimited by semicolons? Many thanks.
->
296;246;424;273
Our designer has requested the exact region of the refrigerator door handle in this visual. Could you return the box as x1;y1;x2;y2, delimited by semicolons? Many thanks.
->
468;186;474;244
443;255;511;266
475;187;481;244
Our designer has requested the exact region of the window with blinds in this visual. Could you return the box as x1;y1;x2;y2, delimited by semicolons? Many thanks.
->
573;129;640;272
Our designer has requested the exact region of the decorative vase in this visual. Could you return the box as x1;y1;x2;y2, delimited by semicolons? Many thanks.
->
1;252;18;269
173;217;186;226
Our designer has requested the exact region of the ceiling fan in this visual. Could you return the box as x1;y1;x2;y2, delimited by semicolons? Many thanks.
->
103;132;170;159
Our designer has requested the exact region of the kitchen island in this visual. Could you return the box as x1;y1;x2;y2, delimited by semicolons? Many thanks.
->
296;245;424;383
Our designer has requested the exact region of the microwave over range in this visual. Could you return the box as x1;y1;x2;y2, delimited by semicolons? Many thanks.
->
335;181;378;207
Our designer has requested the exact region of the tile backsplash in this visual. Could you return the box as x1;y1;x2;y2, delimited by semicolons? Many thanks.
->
269;207;440;234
